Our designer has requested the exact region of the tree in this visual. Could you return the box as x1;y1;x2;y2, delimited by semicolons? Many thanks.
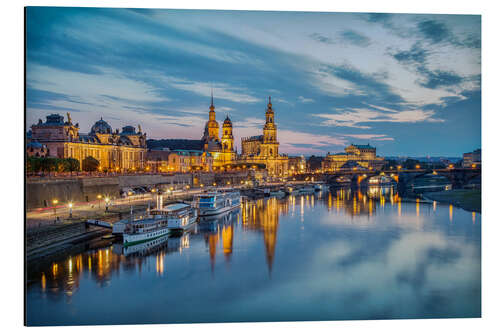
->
402;158;419;170
82;156;100;172
382;159;398;170
66;158;80;172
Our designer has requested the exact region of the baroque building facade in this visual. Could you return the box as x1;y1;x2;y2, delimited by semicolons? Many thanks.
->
201;94;236;169
29;113;147;171
239;97;288;177
322;144;385;171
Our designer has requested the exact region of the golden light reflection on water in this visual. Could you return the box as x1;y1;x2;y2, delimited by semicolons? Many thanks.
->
41;272;46;292
472;211;476;224
28;188;479;302
156;253;165;276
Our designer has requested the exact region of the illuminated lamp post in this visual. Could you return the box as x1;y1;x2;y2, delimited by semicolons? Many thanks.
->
52;199;58;219
97;194;102;208
104;197;110;212
128;191;133;206
68;202;73;218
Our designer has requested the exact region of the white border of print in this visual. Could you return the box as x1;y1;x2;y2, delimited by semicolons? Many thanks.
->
2;1;499;333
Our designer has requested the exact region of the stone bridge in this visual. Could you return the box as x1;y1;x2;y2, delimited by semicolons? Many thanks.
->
296;168;481;189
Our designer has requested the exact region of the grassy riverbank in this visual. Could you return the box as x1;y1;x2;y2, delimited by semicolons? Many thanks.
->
423;189;481;212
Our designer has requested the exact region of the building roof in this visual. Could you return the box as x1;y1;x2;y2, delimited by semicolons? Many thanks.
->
44;114;65;125
27;141;44;149
90;118;112;134
121;125;136;135
223;115;232;126
242;135;263;142
173;149;205;156
147;139;204;151
146;150;172;161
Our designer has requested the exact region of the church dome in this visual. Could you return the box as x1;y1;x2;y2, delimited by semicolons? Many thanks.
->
90;118;112;134
223;115;232;126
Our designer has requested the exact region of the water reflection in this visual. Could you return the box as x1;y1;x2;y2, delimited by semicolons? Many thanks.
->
26;186;481;325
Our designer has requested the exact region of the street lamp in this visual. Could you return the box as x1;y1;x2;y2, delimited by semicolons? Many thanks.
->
68;202;73;218
97;194;102;208
104;197;110;212
128;191;133;206
52;199;58;219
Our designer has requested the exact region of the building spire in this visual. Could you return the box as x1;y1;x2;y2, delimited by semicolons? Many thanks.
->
209;87;215;112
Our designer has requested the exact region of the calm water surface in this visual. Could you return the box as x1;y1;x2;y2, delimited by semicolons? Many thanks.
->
26;187;481;325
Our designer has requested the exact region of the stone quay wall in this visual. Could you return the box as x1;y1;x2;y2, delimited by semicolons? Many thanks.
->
26;171;252;209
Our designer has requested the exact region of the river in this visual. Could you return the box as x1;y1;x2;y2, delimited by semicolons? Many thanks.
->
26;186;481;325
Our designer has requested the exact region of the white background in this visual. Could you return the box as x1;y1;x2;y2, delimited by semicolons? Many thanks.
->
1;0;499;332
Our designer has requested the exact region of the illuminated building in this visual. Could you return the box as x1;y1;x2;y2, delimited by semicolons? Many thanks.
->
146;149;213;173
288;156;306;175
322;144;385;172
239;97;289;177
26;140;48;157
30;113;147;170
463;148;481;168
201;93;236;168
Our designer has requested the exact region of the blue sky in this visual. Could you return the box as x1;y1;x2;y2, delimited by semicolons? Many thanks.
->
26;7;481;156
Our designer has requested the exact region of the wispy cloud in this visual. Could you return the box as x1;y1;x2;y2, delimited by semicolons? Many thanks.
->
315;106;443;129
339;30;371;47
25;8;481;156
298;96;314;103
342;133;394;141
163;76;260;103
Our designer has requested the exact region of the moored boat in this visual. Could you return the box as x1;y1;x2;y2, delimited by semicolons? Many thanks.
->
196;190;241;216
368;175;393;185
298;186;315;194
121;216;170;247
153;202;198;232
113;234;169;256
270;188;286;198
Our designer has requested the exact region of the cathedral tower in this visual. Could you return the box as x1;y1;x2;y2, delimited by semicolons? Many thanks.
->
221;115;236;163
205;92;219;141
221;115;234;152
262;96;279;157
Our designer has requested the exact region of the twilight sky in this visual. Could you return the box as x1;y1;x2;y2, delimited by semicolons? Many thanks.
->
26;7;481;156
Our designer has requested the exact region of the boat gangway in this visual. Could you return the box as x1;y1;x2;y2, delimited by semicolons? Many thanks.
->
86;219;113;229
